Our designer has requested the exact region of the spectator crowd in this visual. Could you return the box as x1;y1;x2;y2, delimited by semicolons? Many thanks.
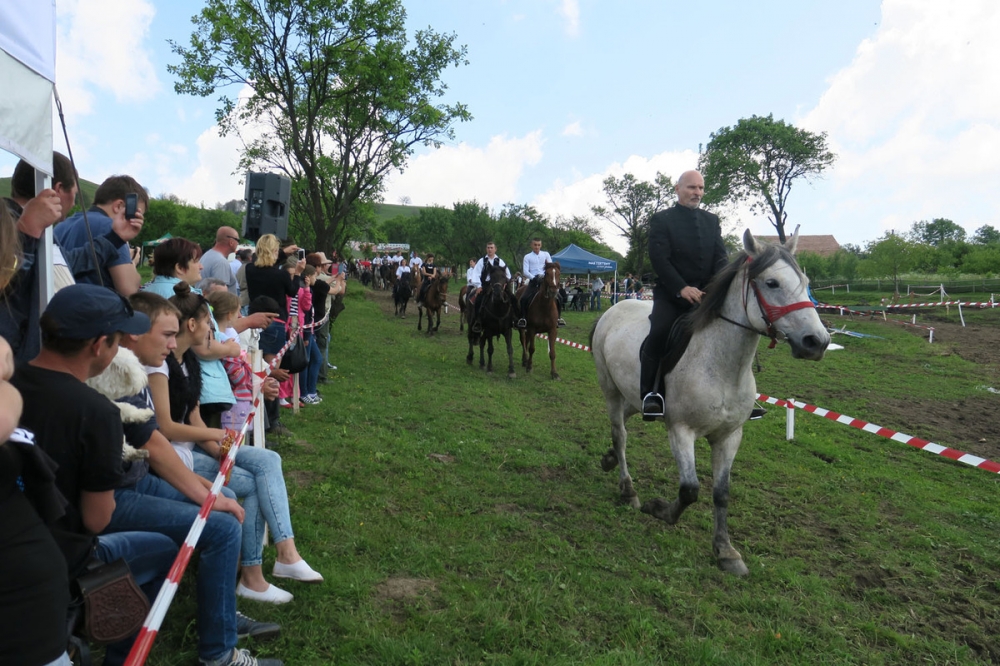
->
1;155;346;666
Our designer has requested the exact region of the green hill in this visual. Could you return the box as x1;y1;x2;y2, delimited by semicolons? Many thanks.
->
0;175;100;205
374;202;429;222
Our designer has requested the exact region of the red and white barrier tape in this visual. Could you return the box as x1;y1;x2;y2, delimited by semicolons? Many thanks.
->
125;329;298;666
755;393;1000;474
536;332;592;352
881;300;995;310
816;302;937;335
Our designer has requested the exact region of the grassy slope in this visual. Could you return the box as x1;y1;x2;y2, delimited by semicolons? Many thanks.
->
0;176;99;204
374;202;429;222
148;285;1000;665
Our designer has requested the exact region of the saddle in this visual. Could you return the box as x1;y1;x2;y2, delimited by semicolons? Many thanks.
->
645;312;695;379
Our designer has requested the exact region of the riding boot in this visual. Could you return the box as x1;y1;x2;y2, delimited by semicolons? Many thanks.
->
556;299;566;327
640;350;665;421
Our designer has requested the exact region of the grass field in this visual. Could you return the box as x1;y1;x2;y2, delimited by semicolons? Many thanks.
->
146;283;1000;665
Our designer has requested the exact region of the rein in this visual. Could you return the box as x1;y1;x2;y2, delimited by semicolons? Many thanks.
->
726;256;816;349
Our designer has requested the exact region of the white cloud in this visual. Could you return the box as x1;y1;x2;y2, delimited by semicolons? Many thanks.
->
382;131;545;209
55;0;160;116
557;0;581;37
531;150;701;254
561;121;583;137
798;0;1000;244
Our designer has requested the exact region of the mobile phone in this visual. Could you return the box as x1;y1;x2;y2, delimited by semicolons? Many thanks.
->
124;193;138;220
296;248;306;260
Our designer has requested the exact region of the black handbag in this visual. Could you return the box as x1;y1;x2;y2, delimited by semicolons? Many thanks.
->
75;558;150;644
280;330;309;374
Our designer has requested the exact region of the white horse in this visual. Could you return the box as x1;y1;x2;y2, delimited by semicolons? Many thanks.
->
591;229;830;576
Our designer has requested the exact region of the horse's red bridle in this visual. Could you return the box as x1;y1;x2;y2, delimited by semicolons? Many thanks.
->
741;256;816;348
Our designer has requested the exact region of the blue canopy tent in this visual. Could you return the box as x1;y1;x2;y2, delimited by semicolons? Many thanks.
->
551;244;619;305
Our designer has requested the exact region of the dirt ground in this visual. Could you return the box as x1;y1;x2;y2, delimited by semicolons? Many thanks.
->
864;319;1000;460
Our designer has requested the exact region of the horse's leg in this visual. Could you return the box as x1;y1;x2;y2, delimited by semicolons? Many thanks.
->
485;336;493;373
709;428;749;576
417;304;423;330
505;329;516;379
641;424;699;525
548;325;559;380
600;391;639;508
479;337;486;370
517;328;531;372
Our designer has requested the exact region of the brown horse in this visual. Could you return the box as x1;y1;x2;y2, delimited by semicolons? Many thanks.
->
466;264;516;378
458;285;470;331
516;261;561;379
417;273;449;335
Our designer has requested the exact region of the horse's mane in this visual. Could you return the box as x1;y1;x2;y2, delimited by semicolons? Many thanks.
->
690;242;803;333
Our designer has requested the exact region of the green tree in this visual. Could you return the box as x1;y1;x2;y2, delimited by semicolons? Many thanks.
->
961;246;1000;275
827;249;859;280
859;232;917;295
169;0;471;254
590;172;674;275
796;251;827;280
972;224;1000;245
699;114;835;243
908;218;966;246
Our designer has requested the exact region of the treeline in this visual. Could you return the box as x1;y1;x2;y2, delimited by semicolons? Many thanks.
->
796;218;1000;292
367;201;623;269
135;196;245;249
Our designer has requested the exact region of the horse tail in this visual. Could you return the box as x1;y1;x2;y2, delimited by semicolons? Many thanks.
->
588;314;603;350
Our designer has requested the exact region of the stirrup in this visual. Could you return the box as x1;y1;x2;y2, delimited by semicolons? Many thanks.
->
516;318;527;329
556;318;566;327
641;392;664;421
749;407;767;420
471;322;483;334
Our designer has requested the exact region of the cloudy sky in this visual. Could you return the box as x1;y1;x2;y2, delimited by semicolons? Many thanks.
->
3;0;998;254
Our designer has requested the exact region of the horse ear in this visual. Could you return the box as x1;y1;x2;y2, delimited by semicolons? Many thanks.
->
784;225;801;255
742;229;760;256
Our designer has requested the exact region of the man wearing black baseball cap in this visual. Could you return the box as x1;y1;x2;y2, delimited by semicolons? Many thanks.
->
12;284;182;666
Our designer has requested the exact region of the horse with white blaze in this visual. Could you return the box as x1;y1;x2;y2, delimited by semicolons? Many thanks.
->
590;228;830;576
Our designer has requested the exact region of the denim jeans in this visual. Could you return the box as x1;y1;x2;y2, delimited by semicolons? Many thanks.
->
192;446;295;567
591;291;601;311
315;319;330;381
103;474;242;664
258;320;286;355
95;529;179;666
299;333;322;396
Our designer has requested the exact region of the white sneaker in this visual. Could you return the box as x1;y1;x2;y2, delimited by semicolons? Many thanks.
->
236;582;294;604
308;393;322;403
272;559;324;583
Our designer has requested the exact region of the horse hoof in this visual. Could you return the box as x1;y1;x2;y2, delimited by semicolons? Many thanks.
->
640;497;677;524
718;558;749;576
600;451;618;472
623;494;641;509
551;373;560;381
507;372;516;379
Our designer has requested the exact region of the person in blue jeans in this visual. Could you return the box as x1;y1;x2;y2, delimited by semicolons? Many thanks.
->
148;285;322;607
9;285;186;666
93;290;283;666
298;266;323;404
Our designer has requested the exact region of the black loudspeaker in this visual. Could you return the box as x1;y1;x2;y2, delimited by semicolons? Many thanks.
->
243;172;291;241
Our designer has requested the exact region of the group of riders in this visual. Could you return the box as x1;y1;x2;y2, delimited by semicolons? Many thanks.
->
388;239;569;332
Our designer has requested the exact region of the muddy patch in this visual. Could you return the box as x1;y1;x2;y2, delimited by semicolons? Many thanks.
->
373;577;441;623
286;469;321;488
867;395;1000;459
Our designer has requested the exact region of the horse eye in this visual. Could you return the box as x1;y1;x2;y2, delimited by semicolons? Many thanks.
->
765;278;779;288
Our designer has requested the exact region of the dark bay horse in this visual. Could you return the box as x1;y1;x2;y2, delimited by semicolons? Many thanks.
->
591;229;830;575
393;272;412;318
466;265;516;378
516;261;561;380
417;274;449;335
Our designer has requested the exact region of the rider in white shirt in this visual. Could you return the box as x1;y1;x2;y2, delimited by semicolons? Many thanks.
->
470;242;511;334
517;238;565;328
